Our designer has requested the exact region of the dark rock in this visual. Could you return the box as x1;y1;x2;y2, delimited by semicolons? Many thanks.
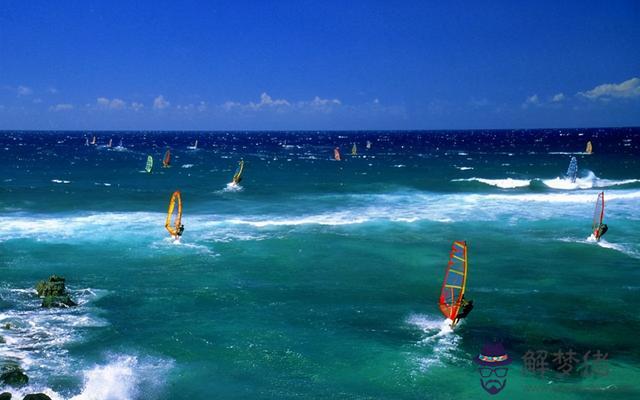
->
35;275;67;297
0;392;11;400
23;395;51;400
2;324;10;330
35;276;76;308
0;336;5;343
0;364;28;387
41;295;77;308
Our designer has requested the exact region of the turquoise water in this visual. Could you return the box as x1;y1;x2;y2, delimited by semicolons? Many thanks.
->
1;129;639;399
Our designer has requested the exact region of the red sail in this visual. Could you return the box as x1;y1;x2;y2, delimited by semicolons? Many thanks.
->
438;241;468;320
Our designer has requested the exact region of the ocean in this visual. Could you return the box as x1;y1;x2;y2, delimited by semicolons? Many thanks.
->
1;129;639;399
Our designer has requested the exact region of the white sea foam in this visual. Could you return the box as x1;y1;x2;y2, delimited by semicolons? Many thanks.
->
181;164;194;168
223;182;243;192
542;171;639;190
454;166;474;170
558;237;640;259
51;179;71;184
453;177;531;188
407;314;461;370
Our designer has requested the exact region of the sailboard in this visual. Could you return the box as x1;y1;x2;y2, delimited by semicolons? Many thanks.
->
438;241;468;325
366;140;372;150
334;147;341;161
566;156;578;183
145;155;153;173
586;141;593;154
90;136;96;145
165;190;182;237
162;149;171;168
187;140;198;150
352;143;357;156
592;191;605;240
85;138;89;146
107;138;112;148
232;160;244;184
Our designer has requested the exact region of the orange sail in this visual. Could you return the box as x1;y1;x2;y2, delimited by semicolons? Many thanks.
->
165;191;182;237
334;147;341;161
438;241;468;321
162;149;171;167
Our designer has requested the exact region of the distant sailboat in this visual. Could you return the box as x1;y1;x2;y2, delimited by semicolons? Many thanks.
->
145;155;153;173
334;147;341;161
162;149;171;168
232;160;244;184
351;143;357;156
106;138;112;148
566;156;578;183
187;140;198;150
90;136;96;145
592;191;608;241
585;141;593;154
366;140;372;150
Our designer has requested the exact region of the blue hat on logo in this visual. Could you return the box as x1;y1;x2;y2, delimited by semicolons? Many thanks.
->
474;342;512;367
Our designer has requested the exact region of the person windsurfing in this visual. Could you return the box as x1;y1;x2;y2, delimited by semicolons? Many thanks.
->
453;297;474;326
594;223;608;240
177;224;185;238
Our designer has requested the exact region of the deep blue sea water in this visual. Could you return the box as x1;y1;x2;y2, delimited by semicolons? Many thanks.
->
1;129;639;399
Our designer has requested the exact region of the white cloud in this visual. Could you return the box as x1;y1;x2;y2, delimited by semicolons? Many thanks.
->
153;95;170;110
223;93;341;114
551;93;565;102
33;98;43;104
578;77;640;100
131;102;144;111
522;94;540;109
48;87;58;94
96;97;126;110
49;103;74;112
17;86;33;96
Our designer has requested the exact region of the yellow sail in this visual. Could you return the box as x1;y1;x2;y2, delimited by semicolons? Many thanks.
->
232;160;244;184
438;241;468;323
351;143;357;156
165;191;182;237
586;141;593;154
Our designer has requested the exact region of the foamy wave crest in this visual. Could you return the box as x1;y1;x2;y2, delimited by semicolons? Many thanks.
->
452;177;531;188
558;237;640;260
542;171;639;190
69;354;174;400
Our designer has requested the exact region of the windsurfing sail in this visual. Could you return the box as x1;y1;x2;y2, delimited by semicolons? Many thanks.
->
232;160;244;184
107;138;112;148
91;136;96;145
165;191;182;237
162;149;171;167
586;141;593;154
592;191;605;238
85;138;89;146
566;156;578;183
145;155;153;173
438;241;468;322
351;143;357;156
366;140;372;149
334;147;341;161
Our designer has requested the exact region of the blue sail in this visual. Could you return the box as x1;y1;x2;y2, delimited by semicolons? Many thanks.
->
566;156;578;183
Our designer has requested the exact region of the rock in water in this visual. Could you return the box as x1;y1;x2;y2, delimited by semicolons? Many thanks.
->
23;395;52;400
35;276;77;308
0;364;28;387
0;392;12;400
41;295;76;308
35;275;67;297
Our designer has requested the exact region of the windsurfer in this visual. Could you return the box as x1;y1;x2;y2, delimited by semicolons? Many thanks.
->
453;297;474;325
595;223;608;240
177;224;185;237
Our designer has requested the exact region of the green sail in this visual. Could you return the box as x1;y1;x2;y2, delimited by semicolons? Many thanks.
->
145;155;153;173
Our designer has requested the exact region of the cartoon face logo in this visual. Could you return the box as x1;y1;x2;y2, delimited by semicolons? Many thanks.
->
474;342;512;395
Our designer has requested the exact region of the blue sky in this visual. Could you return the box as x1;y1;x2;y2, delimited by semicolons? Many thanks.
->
1;1;639;130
